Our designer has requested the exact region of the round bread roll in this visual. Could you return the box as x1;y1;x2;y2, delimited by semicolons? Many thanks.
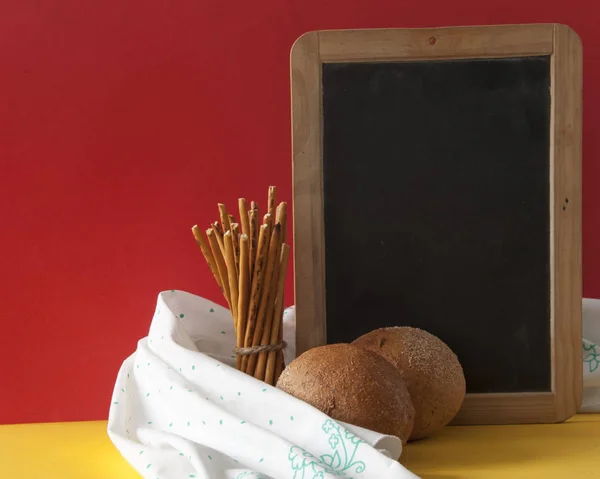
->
353;327;465;440
276;343;415;444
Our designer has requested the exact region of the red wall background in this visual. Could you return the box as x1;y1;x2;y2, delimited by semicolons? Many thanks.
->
1;0;598;425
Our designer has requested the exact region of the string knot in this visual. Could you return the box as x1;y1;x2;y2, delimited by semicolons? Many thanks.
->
234;341;287;356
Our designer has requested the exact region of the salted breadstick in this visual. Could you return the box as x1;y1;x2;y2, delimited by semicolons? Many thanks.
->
218;203;232;234
259;214;273;275
265;244;290;385
248;208;259;280
191;225;222;291
211;221;226;257
254;232;284;380
242;223;270;372
263;213;272;228
223;231;239;323
236;235;250;370
250;199;259;262
275;309;286;384
274;350;284;383
228;214;236;227
238;198;250;237
207;228;231;309
231;223;240;274
267;186;277;220
246;224;281;376
276;202;287;244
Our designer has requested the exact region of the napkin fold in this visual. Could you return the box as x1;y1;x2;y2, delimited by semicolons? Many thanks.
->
108;290;418;479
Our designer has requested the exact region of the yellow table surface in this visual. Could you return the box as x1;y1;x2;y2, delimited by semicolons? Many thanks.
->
0;415;598;478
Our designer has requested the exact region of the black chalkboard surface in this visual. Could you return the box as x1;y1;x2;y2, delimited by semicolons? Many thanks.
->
322;57;551;394
291;25;582;424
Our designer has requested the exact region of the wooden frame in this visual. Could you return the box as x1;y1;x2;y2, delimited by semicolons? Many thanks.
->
291;24;582;425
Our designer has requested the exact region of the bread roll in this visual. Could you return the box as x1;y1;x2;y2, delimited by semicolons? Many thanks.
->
353;327;465;440
276;343;415;444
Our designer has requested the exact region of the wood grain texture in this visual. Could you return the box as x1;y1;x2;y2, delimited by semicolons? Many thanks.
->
291;24;583;425
551;24;583;422
452;393;556;425
291;31;327;356
318;24;554;62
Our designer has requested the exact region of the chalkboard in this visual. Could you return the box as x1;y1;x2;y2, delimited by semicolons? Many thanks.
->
322;57;551;394
292;25;582;424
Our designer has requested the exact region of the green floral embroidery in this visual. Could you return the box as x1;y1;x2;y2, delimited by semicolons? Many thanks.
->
234;473;266;479
583;341;599;373
288;420;366;478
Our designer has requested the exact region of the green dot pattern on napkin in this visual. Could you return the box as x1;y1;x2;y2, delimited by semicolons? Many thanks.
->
115;297;377;479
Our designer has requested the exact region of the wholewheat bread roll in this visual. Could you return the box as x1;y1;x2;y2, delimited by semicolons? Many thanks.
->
353;327;465;440
276;343;415;444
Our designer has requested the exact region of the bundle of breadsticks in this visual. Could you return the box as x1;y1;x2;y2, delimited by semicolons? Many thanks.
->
191;186;289;385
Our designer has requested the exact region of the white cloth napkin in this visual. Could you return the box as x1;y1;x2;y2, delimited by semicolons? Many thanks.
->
107;290;418;479
581;298;600;413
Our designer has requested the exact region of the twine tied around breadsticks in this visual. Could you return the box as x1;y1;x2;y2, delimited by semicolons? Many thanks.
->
235;340;287;356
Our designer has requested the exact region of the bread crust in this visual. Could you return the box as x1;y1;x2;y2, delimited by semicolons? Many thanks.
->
353;327;465;440
276;343;415;444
